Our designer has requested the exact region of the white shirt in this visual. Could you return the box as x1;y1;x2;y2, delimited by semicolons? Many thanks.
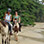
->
5;14;11;21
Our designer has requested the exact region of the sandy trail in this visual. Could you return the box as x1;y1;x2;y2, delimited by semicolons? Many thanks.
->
0;22;44;44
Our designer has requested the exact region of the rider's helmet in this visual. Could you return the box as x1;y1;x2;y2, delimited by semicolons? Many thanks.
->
8;8;11;12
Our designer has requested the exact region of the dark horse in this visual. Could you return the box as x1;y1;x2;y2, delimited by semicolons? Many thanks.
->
13;20;22;41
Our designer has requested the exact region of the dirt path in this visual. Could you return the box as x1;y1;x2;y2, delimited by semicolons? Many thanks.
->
0;22;44;44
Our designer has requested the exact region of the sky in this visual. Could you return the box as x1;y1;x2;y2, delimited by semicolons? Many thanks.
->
39;0;42;1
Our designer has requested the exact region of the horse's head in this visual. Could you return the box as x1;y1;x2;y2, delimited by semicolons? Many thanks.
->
0;20;6;27
0;20;8;36
0;22;4;33
13;22;19;33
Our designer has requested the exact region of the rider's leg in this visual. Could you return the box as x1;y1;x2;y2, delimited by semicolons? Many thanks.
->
8;23;12;35
19;23;21;32
12;22;14;26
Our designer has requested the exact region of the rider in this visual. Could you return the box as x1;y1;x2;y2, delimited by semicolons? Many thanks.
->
3;8;12;35
12;11;21;41
13;11;21;31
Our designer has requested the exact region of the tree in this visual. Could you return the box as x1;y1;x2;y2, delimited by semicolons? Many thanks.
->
0;0;44;25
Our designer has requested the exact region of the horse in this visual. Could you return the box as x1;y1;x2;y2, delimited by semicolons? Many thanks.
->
0;20;11;44
13;20;19;41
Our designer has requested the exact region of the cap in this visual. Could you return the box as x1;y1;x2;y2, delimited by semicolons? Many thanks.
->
8;8;11;12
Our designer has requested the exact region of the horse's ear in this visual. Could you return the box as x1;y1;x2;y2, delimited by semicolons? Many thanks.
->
1;20;6;27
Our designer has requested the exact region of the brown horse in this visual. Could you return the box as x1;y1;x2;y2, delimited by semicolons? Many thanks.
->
13;20;19;41
0;20;10;44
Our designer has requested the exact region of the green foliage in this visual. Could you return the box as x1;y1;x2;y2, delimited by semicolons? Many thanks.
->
0;0;44;25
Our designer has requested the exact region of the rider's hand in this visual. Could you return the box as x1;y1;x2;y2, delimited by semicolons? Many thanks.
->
18;21;20;23
8;20;11;22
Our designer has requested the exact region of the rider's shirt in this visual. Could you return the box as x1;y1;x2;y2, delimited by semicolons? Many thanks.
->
5;14;11;23
14;15;20;22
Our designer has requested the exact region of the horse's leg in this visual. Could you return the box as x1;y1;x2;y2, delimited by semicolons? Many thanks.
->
2;36;4;44
5;36;10;44
6;34;11;44
7;36;10;44
2;38;4;44
6;37;10;44
9;34;11;41
4;39;6;44
14;32;18;41
5;39;6;44
8;35;10;44
4;34;8;44
5;38;9;44
2;36;6;44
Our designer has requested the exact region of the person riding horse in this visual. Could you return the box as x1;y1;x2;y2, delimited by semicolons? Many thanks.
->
3;8;12;35
13;11;21;31
12;11;21;41
0;19;11;44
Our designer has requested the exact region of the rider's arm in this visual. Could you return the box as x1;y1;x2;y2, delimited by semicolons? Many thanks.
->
3;12;6;20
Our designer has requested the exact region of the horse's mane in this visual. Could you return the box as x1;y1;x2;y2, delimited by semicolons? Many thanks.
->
0;20;6;27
